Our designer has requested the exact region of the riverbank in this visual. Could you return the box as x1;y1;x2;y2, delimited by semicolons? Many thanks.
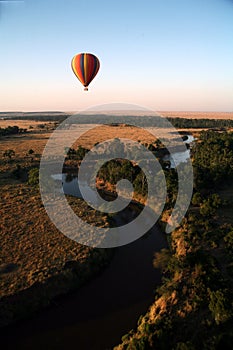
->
0;124;194;330
115;129;233;350
0;219;167;350
0;182;113;327
0;123;177;329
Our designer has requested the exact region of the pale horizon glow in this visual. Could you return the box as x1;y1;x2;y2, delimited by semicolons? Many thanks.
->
0;0;233;112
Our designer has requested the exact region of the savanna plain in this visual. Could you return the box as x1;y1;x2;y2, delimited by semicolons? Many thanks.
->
0;111;233;349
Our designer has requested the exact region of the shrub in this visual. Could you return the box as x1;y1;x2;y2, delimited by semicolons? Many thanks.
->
208;289;232;324
28;168;39;186
3;149;15;160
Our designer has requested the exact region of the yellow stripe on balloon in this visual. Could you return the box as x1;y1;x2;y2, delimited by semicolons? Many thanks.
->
72;57;77;76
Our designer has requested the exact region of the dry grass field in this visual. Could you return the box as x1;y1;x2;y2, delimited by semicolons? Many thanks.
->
0;133;50;164
0;122;166;300
73;124;158;149
0;184;92;296
160;111;233;119
0;112;232;324
0;119;53;129
0;122;111;306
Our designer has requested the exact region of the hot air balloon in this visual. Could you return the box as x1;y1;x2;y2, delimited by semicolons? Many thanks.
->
71;53;100;91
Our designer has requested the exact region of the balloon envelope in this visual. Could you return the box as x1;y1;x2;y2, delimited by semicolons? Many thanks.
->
71;53;100;91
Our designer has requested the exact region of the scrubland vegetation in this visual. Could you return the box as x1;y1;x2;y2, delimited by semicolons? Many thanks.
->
0;115;233;348
115;130;233;350
0;122;112;326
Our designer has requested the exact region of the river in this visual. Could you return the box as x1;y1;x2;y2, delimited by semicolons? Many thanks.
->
0;217;166;350
163;134;194;168
0;135;194;349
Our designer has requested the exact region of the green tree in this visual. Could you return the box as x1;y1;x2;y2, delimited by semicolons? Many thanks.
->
28;149;34;155
210;193;221;208
208;289;232;324
224;230;233;253
200;200;215;217
28;168;39;186
76;145;89;160
192;192;202;206
3;149;15;160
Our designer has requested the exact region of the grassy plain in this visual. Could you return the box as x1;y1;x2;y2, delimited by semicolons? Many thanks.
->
0;121;164;298
0;112;232;325
160;111;233;119
0;121;111;325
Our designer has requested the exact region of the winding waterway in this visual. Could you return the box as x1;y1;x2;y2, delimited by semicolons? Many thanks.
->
0;135;194;349
163;134;194;168
0;223;166;350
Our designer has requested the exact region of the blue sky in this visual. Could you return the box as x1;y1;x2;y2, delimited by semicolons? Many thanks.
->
0;0;233;111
